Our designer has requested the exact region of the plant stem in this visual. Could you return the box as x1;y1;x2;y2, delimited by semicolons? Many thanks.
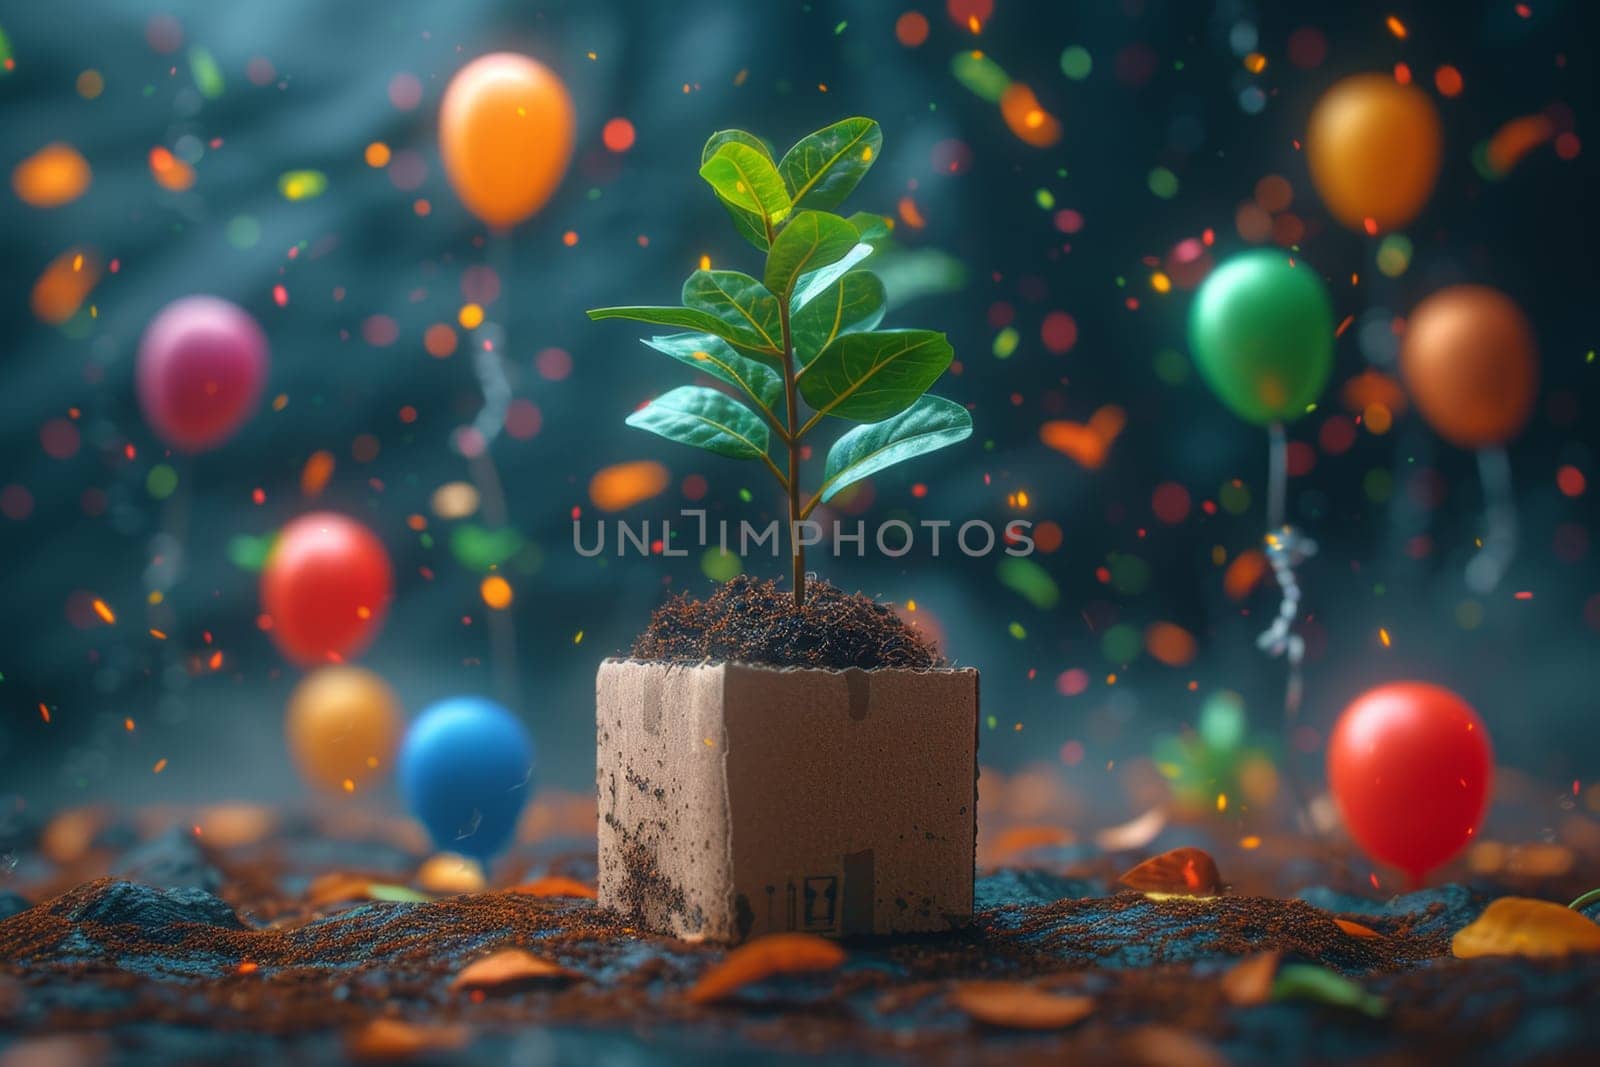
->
778;297;805;608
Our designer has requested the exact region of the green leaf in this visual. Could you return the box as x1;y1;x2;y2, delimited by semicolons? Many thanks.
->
791;242;874;311
681;270;783;354
847;211;891;244
700;129;774;166
365;883;433;904
778;117;882;212
625;386;769;460
798;328;954;422
587;304;761;346
642;333;783;413
819;395;971;501
1270;965;1387;1019
451;524;526;574
701;132;777;251
700;142;791;230
792;270;886;365
763;210;859;300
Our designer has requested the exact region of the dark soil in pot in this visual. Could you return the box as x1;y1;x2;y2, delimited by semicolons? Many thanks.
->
629;575;945;671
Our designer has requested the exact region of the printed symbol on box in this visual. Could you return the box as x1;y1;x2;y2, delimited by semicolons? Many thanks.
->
803;875;838;930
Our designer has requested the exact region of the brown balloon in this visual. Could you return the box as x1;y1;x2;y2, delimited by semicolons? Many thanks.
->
1399;286;1538;448
1307;74;1442;234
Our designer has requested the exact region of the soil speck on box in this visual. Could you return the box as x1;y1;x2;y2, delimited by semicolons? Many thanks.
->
630;576;943;670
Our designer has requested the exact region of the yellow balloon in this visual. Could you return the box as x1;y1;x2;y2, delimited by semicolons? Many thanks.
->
286;666;402;794
439;53;575;228
1307;73;1442;234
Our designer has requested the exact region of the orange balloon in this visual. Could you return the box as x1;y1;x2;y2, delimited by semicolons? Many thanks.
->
1399;286;1538;448
286;666;403;794
439;53;575;228
1307;74;1442;233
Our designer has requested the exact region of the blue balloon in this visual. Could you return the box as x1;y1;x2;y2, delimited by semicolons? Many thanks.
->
398;697;534;862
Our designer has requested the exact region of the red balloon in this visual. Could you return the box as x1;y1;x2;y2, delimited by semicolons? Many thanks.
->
262;513;393;666
1327;682;1493;884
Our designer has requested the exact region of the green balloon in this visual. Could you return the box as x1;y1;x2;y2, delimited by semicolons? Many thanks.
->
1188;250;1334;425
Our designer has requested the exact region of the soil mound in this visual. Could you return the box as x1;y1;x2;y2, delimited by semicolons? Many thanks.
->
630;576;944;670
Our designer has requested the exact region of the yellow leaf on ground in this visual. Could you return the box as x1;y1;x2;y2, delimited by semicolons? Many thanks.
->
1452;897;1600;959
415;853;486;895
449;948;580;992
1119;847;1224;897
950;981;1095;1030
686;933;845;1005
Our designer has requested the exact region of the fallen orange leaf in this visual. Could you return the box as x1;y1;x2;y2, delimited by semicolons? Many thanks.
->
510;875;599;899
1334;918;1382;939
449;948;580;992
1221;950;1280;1006
988;825;1075;859
1118;847;1223;897
1451;897;1600;959
346;1018;470;1061
950;981;1094;1030
686;933;845;1005
305;873;375;910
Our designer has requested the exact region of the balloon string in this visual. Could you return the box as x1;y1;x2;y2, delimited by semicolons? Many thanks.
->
465;233;521;712
1256;422;1317;831
1466;445;1517;595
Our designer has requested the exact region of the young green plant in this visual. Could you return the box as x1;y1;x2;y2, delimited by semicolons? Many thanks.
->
587;117;971;607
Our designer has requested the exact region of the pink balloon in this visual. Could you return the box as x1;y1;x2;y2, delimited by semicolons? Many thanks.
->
136;296;269;452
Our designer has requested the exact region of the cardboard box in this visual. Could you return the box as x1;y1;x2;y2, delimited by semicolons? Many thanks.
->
596;659;978;942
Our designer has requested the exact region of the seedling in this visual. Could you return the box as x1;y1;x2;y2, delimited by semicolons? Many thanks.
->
588;118;971;607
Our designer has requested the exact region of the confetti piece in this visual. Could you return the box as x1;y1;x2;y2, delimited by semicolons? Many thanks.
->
999;83;1062;148
277;169;328;201
589;460;671;512
1040;404;1124;469
148;146;195;191
950;50;1010;103
1223;549;1268;600
31;245;103;324
300;450;335;497
11;143;92;207
686;934;845;1004
1484;114;1556;177
1144;621;1197;667
187;45;224;99
996;557;1059;609
480;575;513;610
950;982;1095;1030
